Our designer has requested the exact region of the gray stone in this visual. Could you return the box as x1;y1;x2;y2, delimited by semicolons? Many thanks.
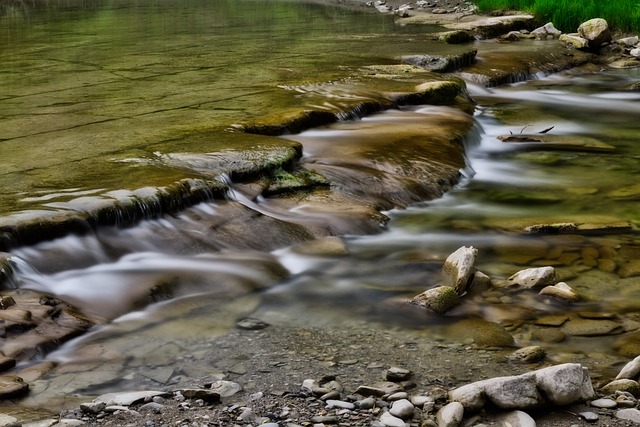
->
410;395;432;408
356;382;403;397
631;48;640;59
590;398;617;408
95;391;169;406
495;410;536;427
179;389;221;403
138;402;164;413
578;18;612;49
507;267;556;289
0;415;18;427
209;380;241;397
436;402;464;427
617;355;640;380
443;246;478;294
358;397;376;409
579;411;599;422
80;401;106;414
410;286;460;315
448;383;485;412
387;367;412;382
390;399;415;420
617;408;640;423
483;375;540;410
561;319;623;336
531;22;561;39
326;399;355;410
617;36;639;46
533;363;595;405
387;391;409;401
380;411;406;427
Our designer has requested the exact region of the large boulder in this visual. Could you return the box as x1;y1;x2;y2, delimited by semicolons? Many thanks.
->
577;18;611;49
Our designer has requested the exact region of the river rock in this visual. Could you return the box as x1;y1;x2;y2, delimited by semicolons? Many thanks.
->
80;401;106;414
616;355;640;380
507;266;556;289
437;30;473;44
617;408;640;423
0;414;18;426
531;22;561;39
436;402;464;427
401;50;477;73
561;318;623;336
449;363;594;411
209;380;241;397
617;36;640;46
496;410;536;427
539;282;579;302
509;346;546;363
0;375;28;399
577;18;611;49
409;286;460;314
446;318;514;347
387;367;412;382
379;411;406;427
590;398;617;408
390;399;415;420
96;390;170;406
600;379;640;397
443;246;478;294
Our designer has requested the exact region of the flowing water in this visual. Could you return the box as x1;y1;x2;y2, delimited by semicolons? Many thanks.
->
1;0;640;413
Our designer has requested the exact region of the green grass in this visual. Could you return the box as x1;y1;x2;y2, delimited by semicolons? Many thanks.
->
472;0;640;33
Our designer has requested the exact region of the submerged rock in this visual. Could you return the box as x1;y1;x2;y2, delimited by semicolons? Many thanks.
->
401;49;477;72
539;282;579;302
507;266;556;289
410;285;460;314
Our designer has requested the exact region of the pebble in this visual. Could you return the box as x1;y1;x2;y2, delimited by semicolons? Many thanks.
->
436;402;464;427
410;395;432;408
311;415;339;424
325;399;355;410
579;411;599;422
590;398;617;408
138;402;164;413
386;367;412;382
380;411;406;427
617;408;640;423
387;392;409;401
358;397;376;409
389;399;415;420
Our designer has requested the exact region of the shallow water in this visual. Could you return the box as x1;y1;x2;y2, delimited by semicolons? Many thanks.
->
2;0;640;413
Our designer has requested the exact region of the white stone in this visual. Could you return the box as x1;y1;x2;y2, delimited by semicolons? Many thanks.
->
507;266;556;289
436;402;464;427
539;282;579;302
590;398;617;408
0;414;19;426
617;36;639;46
443;246;478;294
448;382;486;412
326;399;356;410
534;363;595;405
495;410;536;427
410;395;433;408
617;408;640;423
390;399;415;420
630;48;640;58
483;375;540;409
95;390;168;406
380;411;407;427
617;355;640;380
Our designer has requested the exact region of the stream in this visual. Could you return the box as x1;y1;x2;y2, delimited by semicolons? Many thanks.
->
0;0;640;414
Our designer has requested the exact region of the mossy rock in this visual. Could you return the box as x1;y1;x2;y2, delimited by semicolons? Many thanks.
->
410;285;460;314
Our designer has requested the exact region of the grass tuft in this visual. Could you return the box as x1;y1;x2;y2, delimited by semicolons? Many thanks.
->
472;0;640;33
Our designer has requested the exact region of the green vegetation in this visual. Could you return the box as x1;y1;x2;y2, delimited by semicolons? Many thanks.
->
472;0;640;33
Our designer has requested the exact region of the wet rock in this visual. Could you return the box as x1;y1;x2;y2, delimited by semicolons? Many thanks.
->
0;414;18;426
401;50;477;73
535;314;569;327
531;22;561;39
619;260;640;278
436;402;464;427
616;408;640;423
409;286;460;314
509;346;546;363
0;375;28;399
561;318;623;336
437;30;474;44
507;266;556;289
616;355;640;380
0;357;15;372
446;318;515;347
0;296;15;310
578;18;611;49
532;327;566;343
443;246;478;294
600;379;640;397
539;282;579;302
496;410;536;427
390;399;415;420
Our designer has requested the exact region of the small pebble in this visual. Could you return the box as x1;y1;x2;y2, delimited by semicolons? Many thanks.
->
579;411;599;423
358;397;376;410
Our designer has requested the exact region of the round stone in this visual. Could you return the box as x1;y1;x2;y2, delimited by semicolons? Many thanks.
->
590;398;617;409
